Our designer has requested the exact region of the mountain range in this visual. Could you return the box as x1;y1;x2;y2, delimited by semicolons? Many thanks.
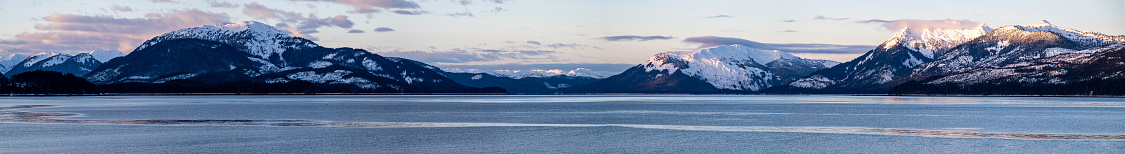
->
81;21;502;93
6;20;1123;95
563;44;838;93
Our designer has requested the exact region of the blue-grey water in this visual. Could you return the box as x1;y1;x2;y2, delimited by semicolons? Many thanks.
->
1;95;1123;153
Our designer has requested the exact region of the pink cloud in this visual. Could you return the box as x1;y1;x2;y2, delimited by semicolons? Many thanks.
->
1;9;230;54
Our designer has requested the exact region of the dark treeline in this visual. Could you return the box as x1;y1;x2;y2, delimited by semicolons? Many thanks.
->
0;70;100;95
890;76;1125;95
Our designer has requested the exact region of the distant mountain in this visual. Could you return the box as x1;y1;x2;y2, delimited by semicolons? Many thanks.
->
5;50;125;77
770;23;991;93
0;54;29;73
85;21;503;93
395;59;600;94
564;44;838;93
442;67;609;79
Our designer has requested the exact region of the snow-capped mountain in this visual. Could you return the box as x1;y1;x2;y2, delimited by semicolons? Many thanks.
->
2;50;125;77
89;49;126;62
85;21;502;93
891;45;1125;95
393;59;600;94
565;44;838;93
7;53;96;77
0;53;30;73
905;20;1125;81
771;23;992;93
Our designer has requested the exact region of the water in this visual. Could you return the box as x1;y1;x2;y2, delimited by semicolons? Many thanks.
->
1;95;1123;153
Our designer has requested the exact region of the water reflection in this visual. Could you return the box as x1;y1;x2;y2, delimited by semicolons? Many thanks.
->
3;105;1123;140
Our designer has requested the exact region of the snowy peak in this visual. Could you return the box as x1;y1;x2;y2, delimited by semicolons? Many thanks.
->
135;21;320;60
640;44;830;91
880;24;992;58
1006;20;1125;47
22;52;62;67
645;44;796;71
89;49;125;62
1028;20;1052;27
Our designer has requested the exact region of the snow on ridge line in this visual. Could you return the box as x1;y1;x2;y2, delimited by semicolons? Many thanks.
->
134;21;319;59
1010;20;1125;46
881;24;992;59
642;44;806;91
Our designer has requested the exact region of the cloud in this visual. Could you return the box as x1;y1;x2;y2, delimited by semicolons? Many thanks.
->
813;15;849;20
856;19;892;24
0;9;230;54
781;19;796;23
704;15;732;18
392;10;427;15
682;36;875;54
598;35;673;42
859;19;989;30
294;0;419;9
526;40;541;45
207;0;239;8
150;0;180;3
244;2;302;20
110;5;132;12
373;27;395;32
377;49;559;63
448;11;473;17
242;2;355;39
328;15;354;28
348;29;365;33
780;30;798;32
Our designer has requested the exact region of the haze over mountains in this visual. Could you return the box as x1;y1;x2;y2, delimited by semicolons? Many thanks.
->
4;20;1123;95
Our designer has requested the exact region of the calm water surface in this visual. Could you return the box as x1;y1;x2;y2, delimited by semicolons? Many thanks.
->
1;95;1123;153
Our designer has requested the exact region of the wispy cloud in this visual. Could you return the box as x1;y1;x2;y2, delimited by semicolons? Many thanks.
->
780;30;798;33
598;35;673;42
207;0;238;8
682;36;874;54
858;19;989;30
781;19;796;23
813;15;849;20
109;5;133;12
150;0;181;4
377;49;560;64
293;0;419;9
242;2;355;40
704;15;733;18
0;9;230;54
392;10;427;15
373;27;395;32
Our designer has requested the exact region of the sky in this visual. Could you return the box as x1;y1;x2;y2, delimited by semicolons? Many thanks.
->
1;0;1123;74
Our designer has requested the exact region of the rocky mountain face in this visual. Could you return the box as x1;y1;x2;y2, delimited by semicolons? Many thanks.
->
891;45;1125;95
84;21;503;93
564;44;838;93
770;24;992;93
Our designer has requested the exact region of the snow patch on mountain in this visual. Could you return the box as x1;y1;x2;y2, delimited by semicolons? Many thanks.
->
881;24;992;58
643;44;803;91
1014;20;1125;46
90;49;125;62
22;52;60;67
135;21;319;60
